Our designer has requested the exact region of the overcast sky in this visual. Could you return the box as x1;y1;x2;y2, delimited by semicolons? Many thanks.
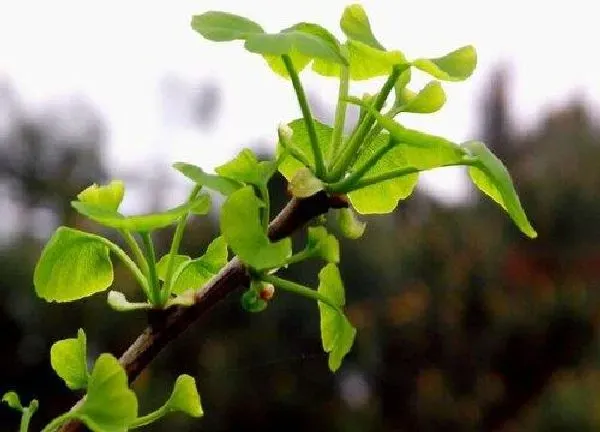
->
0;0;597;207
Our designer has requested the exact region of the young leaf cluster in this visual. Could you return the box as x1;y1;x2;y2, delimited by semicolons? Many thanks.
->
192;3;536;239
3;329;202;432
34;179;226;310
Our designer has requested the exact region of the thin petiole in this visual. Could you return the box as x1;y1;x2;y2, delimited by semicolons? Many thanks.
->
161;185;201;303
100;238;150;299
258;183;270;231
336;166;420;192
261;274;343;315
328;65;406;181
327;115;361;181
330;136;400;192
353;105;405;160
284;247;314;266
328;65;350;167
281;54;326;178
129;405;168;429
331;159;476;193
140;231;161;305
19;401;38;432
119;230;149;277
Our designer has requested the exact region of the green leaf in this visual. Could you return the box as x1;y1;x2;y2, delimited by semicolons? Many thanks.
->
107;291;153;312
336;208;366;239
220;186;291;270
50;328;88;390
71;194;211;232
313;40;407;81
198;236;229;268
34;227;114;302
340;4;384;50
307;226;339;263
245;22;346;78
164;375;203;417
192;13;347;79
173;162;243;196
277;119;333;181
156;254;191;281
170;236;229;295
215;148;273;187
74;354;137;432
191;11;264;41
290;22;346;65
289;167;324;198
317;264;356;371
2;391;23;411
413;45;477;81
463;141;537;238
395;81;446;114
77;180;124;211
246;23;345;63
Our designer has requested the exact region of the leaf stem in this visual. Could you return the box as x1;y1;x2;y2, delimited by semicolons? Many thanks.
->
328;136;399;192
352;106;403;160
161;186;201;303
343;166;419;191
140;232;161;305
119;230;149;277
329;118;361;178
328;65;349;166
258;183;270;231
333;160;474;193
281;54;326;178
100;238;150;298
329;65;405;181
129;405;168;429
284;247;314;266
261;274;343;315
20;401;38;432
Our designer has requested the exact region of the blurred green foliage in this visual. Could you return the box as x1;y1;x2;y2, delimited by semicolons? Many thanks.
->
2;68;600;431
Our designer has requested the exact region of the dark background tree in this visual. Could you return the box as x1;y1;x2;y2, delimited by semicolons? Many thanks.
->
1;66;600;431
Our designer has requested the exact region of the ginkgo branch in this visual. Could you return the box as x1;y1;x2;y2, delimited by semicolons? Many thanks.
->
58;191;348;432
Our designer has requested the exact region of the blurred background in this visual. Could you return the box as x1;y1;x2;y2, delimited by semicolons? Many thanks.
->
1;1;600;431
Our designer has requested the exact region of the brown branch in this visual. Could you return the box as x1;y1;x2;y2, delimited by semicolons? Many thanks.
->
59;191;347;432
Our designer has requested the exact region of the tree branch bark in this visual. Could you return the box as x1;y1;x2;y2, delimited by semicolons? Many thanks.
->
59;191;347;432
